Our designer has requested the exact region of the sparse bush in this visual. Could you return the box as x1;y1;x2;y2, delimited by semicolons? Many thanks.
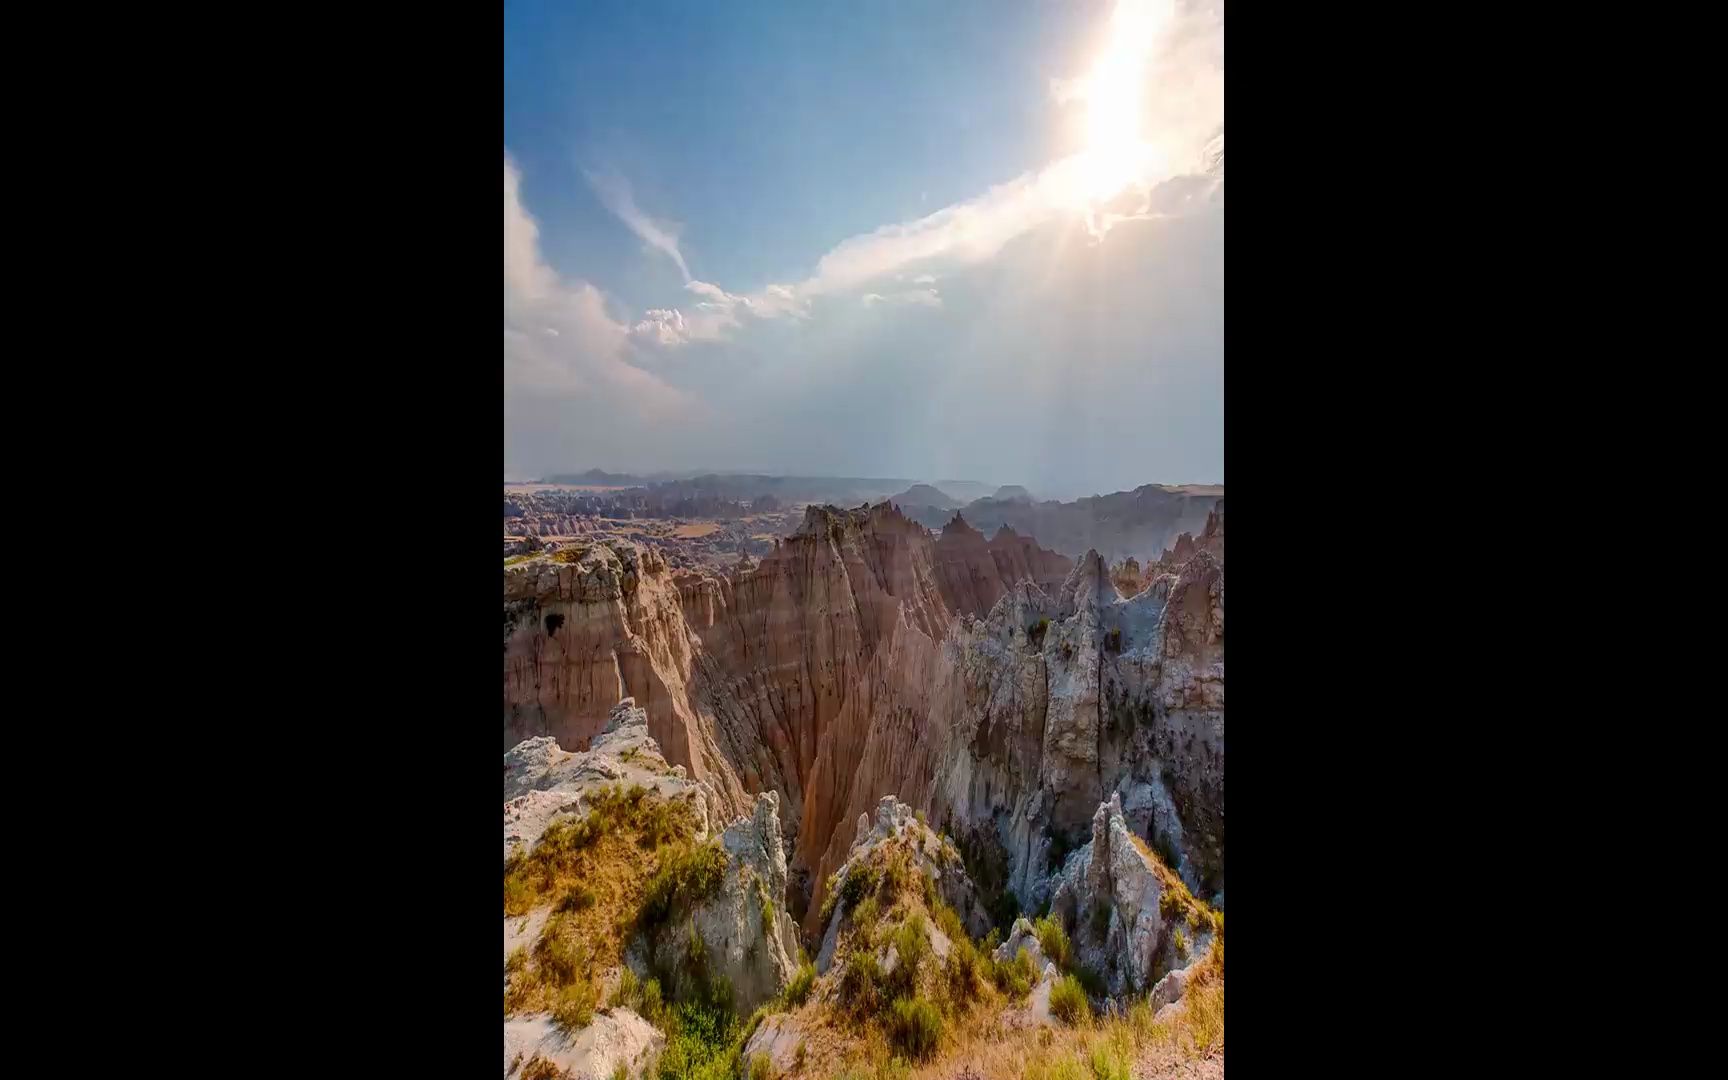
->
850;896;881;951
1173;928;1188;957
888;996;943;1061
991;946;1036;999
945;933;980;1001
933;902;964;943
885;914;930;1000
611;1064;628;1080
1089;1037;1131;1080
748;1052;774;1080
784;961;816;1007
558;883;597;912
506;945;528;974
839;948;883;1015
641;977;664;1023
535;913;589;985
795;1040;806;1069
839;862;882;915
1073;965;1107;999
610;967;639;1007
639;840;727;930
756;879;776;933
1049;974;1090;1025
1034;915;1072;971
551;978;598;1031
878;847;915;903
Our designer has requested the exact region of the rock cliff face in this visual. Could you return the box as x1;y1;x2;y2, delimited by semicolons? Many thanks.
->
1046;794;1216;997
502;498;1224;938
636;790;802;1014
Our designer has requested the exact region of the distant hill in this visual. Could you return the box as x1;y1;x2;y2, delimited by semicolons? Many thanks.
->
932;480;996;504
899;482;1223;564
887;484;963;510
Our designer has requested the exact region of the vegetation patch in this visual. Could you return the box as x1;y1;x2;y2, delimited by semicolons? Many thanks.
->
502;784;703;1019
888;995;943;1060
1049;974;1090;1026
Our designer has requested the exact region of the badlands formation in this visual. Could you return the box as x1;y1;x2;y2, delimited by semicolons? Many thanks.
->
503;496;1224;1078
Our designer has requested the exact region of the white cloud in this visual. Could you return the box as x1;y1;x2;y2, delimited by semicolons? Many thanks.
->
583;168;692;281
505;154;703;476
862;288;942;309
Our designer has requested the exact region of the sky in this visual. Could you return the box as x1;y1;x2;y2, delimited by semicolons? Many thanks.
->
504;0;1223;498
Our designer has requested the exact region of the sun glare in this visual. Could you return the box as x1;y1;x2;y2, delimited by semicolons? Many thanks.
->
1066;0;1175;206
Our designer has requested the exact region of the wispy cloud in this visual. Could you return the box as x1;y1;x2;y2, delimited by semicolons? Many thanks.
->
505;154;702;475
583;167;692;281
606;0;1220;345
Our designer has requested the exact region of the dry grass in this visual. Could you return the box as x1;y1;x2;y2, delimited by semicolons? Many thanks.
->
1127;832;1214;931
502;784;703;1019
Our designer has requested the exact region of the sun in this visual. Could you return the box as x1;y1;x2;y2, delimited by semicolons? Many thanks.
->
1065;0;1174;205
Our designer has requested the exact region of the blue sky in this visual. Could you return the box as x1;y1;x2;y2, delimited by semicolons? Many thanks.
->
504;0;1223;497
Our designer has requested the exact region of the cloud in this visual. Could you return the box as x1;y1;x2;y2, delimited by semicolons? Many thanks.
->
583;167;692;281
505;154;703;476
629;278;809;348
862;288;942;309
596;0;1220;344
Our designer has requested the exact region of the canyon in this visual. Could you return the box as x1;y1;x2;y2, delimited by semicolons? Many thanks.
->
502;493;1225;938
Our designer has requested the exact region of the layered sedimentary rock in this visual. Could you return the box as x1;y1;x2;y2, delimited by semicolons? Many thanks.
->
931;514;1072;618
502;498;1224;939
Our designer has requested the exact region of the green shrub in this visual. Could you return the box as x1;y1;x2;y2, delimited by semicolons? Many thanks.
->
748;1051;774;1080
639;840;727;930
888;996;943;1061
611;1064;629;1080
654;997;741;1080
1034;915;1072;971
839;949;883;1015
850;896;881;951
945;932;981;1003
933;902;965;943
991;946;1035;999
838;862;882;915
610;967;640;1009
1049;974;1089;1025
1173;928;1188;957
885;915;930;999
784;961;816;1007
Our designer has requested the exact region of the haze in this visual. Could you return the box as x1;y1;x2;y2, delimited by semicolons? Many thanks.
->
504;0;1223;496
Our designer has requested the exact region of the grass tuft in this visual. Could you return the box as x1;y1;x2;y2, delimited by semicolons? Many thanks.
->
1049;974;1090;1026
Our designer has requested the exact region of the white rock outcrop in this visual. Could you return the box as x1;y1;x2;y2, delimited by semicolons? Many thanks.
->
504;1008;662;1080
1048;793;1211;997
